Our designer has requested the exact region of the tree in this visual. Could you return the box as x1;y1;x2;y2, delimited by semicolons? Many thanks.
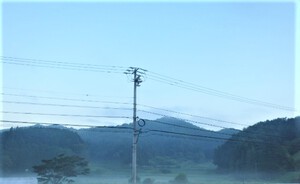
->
1;126;86;174
171;173;189;184
213;117;300;173
32;154;90;184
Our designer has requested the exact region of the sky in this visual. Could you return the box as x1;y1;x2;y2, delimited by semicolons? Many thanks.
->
1;1;299;130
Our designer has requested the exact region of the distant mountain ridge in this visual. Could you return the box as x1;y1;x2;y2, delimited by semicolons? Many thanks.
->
0;117;238;175
2;116;299;181
77;117;239;165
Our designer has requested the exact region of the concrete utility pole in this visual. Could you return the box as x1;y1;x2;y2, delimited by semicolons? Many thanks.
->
124;67;145;184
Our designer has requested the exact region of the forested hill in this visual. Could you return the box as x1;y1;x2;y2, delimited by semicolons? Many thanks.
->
2;117;299;176
77;117;238;165
0;126;85;174
0;117;238;175
214;117;300;173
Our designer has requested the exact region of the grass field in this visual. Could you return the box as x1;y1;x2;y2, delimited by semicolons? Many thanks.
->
1;162;299;184
73;162;300;184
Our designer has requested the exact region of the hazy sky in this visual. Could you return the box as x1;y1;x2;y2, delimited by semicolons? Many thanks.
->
1;1;299;130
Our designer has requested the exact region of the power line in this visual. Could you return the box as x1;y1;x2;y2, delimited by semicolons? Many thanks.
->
1;111;131;119
139;111;289;139
2;96;286;139
0;120;133;130
1;56;127;70
2;91;287;130
2;61;124;74
0;56;126;74
149;118;295;145
2;94;288;139
139;132;229;143
1;94;234;131
146;71;297;112
2;56;296;139
2;56;297;112
138;103;247;127
3;92;245;128
147;75;296;112
142;118;268;142
0;120;277;146
1;119;290;147
141;129;275;145
139;132;294;150
3;92;246;130
1;93;132;105
3;87;133;99
3;100;132;111
1;99;287;140
3;56;296;112
138;110;229;129
146;118;237;137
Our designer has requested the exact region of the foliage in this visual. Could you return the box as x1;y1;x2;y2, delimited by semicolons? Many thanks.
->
78;117;237;166
128;176;141;184
0;126;86;174
142;178;155;184
0;118;238;174
170;173;189;184
214;117;300;173
32;154;89;184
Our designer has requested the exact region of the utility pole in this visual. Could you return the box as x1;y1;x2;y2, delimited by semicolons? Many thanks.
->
124;67;145;184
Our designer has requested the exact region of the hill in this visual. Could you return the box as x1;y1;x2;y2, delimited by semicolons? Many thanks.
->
0;126;85;175
77;117;239;166
213;117;300;173
0;117;239;175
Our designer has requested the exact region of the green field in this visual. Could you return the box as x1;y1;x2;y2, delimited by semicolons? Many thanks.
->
73;162;300;184
1;161;298;184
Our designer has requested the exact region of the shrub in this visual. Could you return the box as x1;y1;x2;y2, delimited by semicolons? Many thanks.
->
128;176;141;184
143;178;155;184
170;173;189;184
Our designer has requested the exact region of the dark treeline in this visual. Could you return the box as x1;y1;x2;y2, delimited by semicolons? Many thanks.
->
0;125;85;174
214;117;300;173
1;116;299;178
0;117;236;175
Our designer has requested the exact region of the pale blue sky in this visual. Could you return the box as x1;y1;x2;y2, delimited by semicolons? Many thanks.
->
1;1;299;130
